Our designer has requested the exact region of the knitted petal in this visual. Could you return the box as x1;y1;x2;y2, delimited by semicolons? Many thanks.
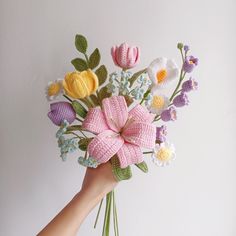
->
82;107;109;134
102;96;128;132
117;142;143;168
127;46;136;68
128;104;155;123
88;130;124;164
117;43;128;68
48;102;76;126
126;46;140;68
111;46;119;66
122;122;156;149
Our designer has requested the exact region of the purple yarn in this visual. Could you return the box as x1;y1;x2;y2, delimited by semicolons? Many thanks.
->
182;78;198;92
184;45;190;52
161;106;177;122
48;102;76;126
156;125;167;142
183;56;199;73
173;93;189;107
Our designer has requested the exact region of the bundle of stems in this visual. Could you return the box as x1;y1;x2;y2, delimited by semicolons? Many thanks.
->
94;190;119;236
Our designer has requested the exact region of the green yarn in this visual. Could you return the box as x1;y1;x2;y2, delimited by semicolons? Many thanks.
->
71;58;88;71
71;100;87;118
89;48;101;69
78;138;92;151
95;65;108;86
75;34;88;53
98;86;112;103
111;156;132;181
135;161;148;173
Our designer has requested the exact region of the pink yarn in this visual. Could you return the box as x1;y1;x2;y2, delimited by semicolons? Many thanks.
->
82;96;156;168
111;43;140;69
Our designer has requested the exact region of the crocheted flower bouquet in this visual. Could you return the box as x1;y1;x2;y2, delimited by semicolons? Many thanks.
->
46;34;198;236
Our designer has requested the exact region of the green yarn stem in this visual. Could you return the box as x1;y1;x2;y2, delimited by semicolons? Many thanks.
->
63;94;73;102
95;190;119;236
102;192;112;236
94;198;104;228
112;190;119;236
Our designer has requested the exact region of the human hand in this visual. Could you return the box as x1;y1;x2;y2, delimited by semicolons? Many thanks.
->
38;162;117;236
81;161;118;199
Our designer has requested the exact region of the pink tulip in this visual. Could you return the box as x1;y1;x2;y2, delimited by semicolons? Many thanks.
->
111;43;140;69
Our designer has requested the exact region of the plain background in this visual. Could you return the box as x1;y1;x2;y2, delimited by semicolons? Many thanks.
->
0;0;236;235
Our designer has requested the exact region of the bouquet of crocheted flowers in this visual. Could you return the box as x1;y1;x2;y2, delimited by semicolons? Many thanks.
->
46;34;198;236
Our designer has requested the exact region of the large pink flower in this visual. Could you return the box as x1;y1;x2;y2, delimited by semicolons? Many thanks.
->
111;43;140;69
82;96;156;168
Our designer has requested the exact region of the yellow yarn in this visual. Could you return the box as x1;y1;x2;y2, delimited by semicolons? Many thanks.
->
63;70;99;99
156;69;167;84
47;82;61;96
156;148;172;161
151;95;165;109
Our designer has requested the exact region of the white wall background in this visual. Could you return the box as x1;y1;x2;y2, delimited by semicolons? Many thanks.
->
1;0;236;235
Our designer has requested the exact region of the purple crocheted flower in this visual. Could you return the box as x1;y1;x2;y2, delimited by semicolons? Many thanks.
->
184;45;190;52
161;107;177;122
183;56;198;73
48;102;76;126
173;93;189;107
182;78;198;92
156;125;167;142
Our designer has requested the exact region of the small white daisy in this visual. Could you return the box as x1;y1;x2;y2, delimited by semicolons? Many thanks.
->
45;79;63;101
152;142;176;167
147;57;179;89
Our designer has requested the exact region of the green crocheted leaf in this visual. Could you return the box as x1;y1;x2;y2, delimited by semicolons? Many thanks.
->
111;156;132;181
89;94;100;106
71;58;88;71
78;138;92;151
75;34;88;53
72;100;87;118
135;161;148;173
129;68;147;86
89;48;101;69
98;86;112;103
95;65;108;86
66;125;82;132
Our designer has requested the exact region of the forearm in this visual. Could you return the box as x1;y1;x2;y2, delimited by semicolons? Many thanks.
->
38;190;103;236
37;163;117;236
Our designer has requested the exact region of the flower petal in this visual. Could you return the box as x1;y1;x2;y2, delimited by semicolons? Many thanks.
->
147;57;167;84
122;122;156;148
117;43;128;68
102;96;128;132
88;130;124;164
82;107;109;134
111;46;119;66
128;104;154;123
117;142;143;168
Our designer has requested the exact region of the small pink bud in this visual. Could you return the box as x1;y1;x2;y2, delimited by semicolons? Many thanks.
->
111;43;140;69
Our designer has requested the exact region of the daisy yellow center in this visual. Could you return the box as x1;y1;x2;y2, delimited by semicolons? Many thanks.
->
48;83;61;96
156;148;172;161
156;69;167;84
189;60;194;64
151;95;165;109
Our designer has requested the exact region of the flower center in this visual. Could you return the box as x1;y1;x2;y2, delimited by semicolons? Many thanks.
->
189;60;194;65
156;148;172;161
151;95;165;109
48;83;61;96
156;69;167;84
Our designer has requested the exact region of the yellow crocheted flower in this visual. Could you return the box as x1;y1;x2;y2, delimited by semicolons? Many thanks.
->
46;79;63;101
63;70;99;99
